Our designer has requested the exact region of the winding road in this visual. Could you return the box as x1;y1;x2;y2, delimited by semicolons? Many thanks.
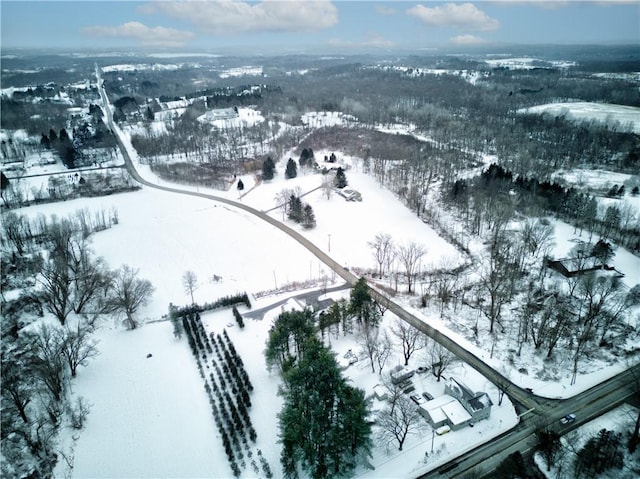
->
96;66;639;478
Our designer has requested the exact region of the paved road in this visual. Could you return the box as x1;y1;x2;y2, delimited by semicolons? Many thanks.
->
243;283;351;320
96;66;639;478
420;363;639;478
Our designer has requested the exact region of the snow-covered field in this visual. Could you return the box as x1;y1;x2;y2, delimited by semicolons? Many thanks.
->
520;102;640;134
7;93;639;477
17;166;496;478
14;140;509;478
484;57;576;69
20;135;634;477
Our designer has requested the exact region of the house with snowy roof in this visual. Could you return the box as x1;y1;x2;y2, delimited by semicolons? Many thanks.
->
204;108;238;122
417;394;472;431
444;377;493;423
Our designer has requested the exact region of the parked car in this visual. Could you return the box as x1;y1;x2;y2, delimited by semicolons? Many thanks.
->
422;392;434;401
436;425;451;436
560;414;576;425
403;384;416;394
410;394;426;405
398;379;413;390
416;366;428;374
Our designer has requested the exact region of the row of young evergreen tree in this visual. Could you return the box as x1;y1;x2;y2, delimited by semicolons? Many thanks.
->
179;310;272;477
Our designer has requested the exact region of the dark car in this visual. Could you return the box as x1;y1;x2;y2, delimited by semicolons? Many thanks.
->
422;392;434;401
398;379;413;390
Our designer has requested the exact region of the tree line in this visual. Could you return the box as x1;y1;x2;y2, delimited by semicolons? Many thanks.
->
1;207;156;478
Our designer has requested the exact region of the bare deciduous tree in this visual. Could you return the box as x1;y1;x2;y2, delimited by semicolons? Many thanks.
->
182;270;198;304
426;340;455;382
396;241;427;293
368;232;394;279
30;324;66;402
274;186;302;220
108;265;154;330
376;395;423;451
375;330;393;375
1;354;33;423
60;322;99;377
520;218;555;259
38;255;73;325
357;323;379;373
1;211;32;255
479;231;515;334
390;319;425;366
69;242;111;314
321;174;333;200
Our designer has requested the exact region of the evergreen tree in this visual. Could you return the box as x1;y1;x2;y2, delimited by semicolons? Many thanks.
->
262;156;275;180
301;204;316;229
349;277;380;329
602;205;621;238
334;167;348;189
299;148;315;168
278;338;372;479
265;309;315;374
237;179;244;191
299;148;309;168
574;429;623;478
536;430;561;472
285;158;298;179
288;195;303;223
591;239;615;264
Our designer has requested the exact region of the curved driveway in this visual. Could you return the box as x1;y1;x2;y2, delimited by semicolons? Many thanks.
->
97;67;639;478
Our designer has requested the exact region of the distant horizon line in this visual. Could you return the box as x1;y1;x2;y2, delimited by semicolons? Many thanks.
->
2;41;639;57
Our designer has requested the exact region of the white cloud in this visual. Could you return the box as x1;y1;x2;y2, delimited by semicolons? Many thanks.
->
375;5;396;16
82;21;194;47
450;34;487;45
140;0;338;35
407;2;500;31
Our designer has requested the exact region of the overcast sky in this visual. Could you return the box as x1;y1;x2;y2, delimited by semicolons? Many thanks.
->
2;1;638;53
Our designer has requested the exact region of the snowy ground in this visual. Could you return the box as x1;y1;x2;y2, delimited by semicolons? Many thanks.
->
9;101;639;478
520;102;640;134
22;143;508;478
32;142;636;477
54;287;518;479
534;404;640;479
